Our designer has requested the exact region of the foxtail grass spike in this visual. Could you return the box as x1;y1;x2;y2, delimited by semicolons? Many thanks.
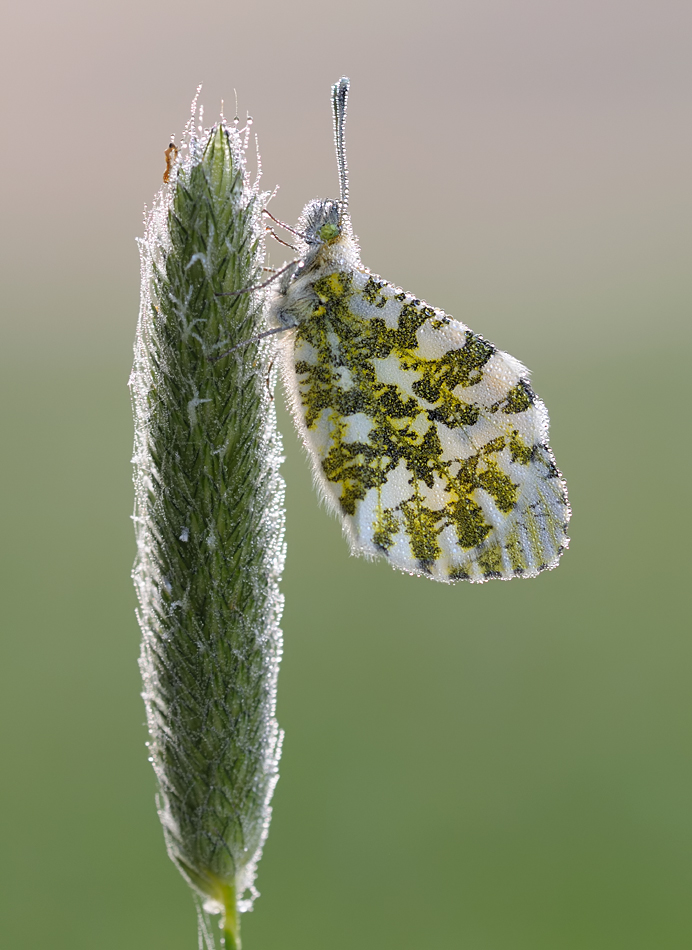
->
131;98;285;949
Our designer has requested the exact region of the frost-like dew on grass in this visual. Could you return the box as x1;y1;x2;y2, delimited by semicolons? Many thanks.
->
131;95;285;950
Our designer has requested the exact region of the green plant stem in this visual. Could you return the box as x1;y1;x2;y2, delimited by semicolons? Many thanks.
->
221;883;241;950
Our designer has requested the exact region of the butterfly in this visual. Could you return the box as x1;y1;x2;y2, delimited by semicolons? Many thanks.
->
268;78;570;583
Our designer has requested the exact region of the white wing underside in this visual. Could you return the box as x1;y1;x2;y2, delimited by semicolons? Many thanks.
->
281;267;570;583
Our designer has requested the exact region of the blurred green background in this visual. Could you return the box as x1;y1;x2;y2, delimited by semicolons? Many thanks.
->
1;1;691;947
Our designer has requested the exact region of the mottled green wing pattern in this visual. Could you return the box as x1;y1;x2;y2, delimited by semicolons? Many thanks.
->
285;267;570;583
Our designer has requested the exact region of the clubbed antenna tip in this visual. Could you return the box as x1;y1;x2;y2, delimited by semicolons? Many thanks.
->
331;77;350;212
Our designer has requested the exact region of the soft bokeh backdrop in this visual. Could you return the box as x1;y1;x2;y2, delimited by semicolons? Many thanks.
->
1;1;690;947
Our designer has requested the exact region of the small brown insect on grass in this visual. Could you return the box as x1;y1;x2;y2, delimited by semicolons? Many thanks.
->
163;142;178;183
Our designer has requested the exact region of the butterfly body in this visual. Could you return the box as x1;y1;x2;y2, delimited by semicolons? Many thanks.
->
271;80;570;583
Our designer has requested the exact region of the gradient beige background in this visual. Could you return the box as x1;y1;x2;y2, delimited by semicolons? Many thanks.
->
1;1;691;948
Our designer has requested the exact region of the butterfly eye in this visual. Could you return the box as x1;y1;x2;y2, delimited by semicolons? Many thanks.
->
318;222;341;244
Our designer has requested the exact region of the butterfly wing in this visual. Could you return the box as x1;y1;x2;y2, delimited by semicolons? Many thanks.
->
284;267;570;583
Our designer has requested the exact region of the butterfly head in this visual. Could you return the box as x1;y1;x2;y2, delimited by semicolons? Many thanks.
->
300;198;344;247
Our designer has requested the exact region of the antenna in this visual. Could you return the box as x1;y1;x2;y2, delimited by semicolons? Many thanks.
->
331;77;350;213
